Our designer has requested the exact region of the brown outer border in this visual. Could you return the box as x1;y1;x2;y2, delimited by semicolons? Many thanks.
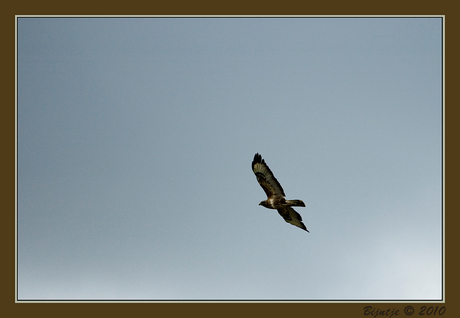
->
6;2;454;318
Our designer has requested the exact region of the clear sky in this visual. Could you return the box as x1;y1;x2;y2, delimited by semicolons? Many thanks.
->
17;17;443;300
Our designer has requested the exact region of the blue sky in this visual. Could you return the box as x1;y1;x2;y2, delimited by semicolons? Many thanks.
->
17;17;442;300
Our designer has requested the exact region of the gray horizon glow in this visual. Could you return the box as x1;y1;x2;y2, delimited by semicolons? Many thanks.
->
17;17;442;300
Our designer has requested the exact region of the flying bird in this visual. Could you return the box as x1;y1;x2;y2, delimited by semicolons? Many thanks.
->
252;153;309;232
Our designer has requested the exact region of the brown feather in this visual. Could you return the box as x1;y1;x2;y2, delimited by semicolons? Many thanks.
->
277;206;309;232
251;153;285;198
252;153;309;232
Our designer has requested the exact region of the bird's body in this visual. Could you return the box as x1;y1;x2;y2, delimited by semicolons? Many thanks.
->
251;153;309;232
259;197;306;209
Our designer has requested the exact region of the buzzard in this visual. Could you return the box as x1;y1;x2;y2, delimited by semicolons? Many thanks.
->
252;153;309;232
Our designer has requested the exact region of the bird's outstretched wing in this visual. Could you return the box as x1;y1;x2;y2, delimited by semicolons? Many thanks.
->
252;153;285;199
277;206;309;232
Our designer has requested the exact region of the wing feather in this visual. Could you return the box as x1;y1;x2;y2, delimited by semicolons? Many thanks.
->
277;206;309;232
251;153;285;198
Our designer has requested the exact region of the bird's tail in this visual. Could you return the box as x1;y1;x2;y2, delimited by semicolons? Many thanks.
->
285;199;306;207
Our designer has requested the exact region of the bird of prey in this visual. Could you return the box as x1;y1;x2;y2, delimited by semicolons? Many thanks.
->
252;153;309;232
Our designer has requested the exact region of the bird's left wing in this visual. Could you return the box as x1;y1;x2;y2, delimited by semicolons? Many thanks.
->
252;153;285;198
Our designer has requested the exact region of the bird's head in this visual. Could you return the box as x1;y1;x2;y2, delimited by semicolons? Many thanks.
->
259;201;269;208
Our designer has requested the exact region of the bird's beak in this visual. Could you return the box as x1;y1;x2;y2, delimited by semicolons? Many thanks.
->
259;202;262;206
